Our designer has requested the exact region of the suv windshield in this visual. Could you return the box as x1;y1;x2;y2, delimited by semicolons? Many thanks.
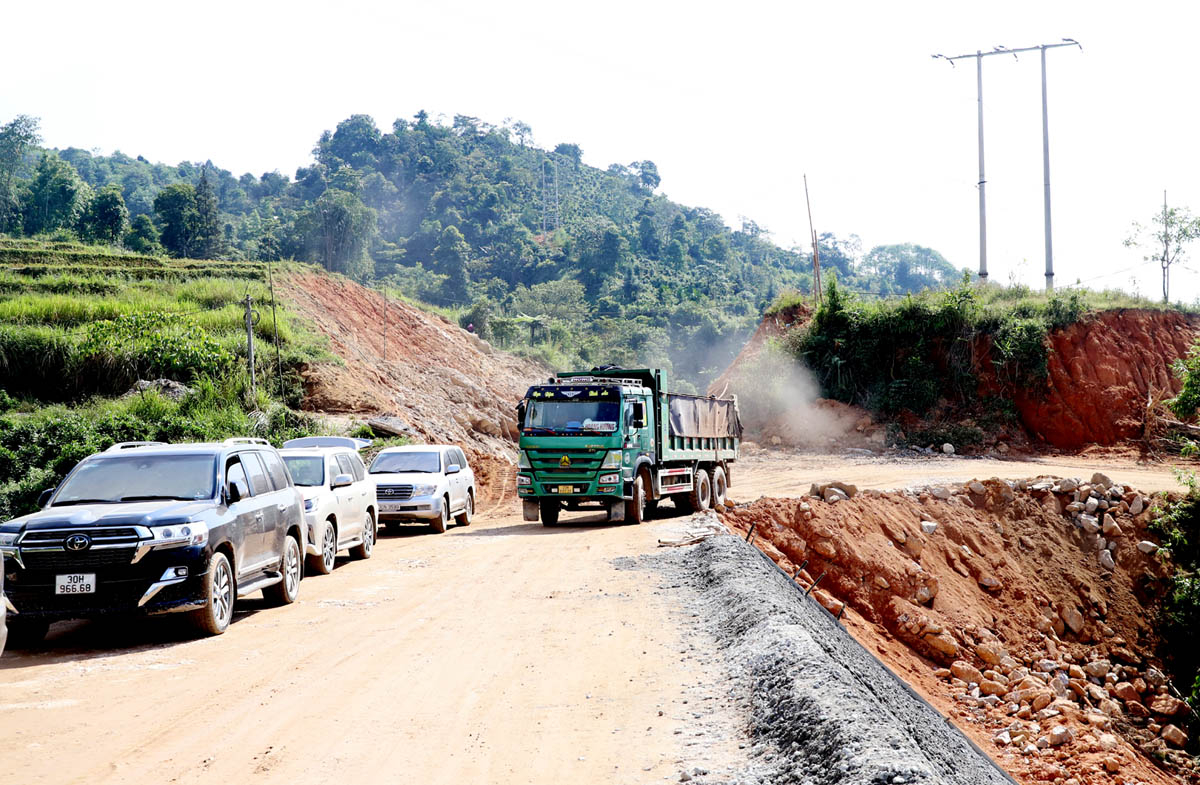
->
370;452;441;474
283;456;325;487
53;454;216;505
525;400;619;433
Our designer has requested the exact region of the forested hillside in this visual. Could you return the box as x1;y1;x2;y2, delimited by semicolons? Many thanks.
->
0;113;960;388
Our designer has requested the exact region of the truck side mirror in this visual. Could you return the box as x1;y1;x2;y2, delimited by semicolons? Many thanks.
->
516;401;527;426
631;401;646;429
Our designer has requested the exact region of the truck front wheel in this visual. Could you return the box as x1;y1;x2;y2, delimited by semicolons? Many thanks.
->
540;499;561;526
689;468;712;512
623;473;646;525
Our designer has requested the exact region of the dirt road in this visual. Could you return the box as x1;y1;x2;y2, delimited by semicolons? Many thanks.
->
0;449;1186;785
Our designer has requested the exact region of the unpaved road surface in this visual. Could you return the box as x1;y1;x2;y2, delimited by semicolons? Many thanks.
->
0;450;1185;785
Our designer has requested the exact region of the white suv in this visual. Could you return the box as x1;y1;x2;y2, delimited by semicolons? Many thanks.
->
280;438;378;575
369;445;475;534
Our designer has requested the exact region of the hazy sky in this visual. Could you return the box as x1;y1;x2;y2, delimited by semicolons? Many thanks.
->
5;0;1200;300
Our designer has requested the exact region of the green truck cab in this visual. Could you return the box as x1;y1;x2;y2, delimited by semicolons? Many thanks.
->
516;368;741;526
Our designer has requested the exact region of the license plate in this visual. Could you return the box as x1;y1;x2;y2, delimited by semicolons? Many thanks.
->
557;485;574;494
55;573;96;595
382;502;402;511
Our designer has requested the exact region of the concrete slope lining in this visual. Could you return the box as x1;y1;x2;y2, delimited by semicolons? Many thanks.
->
654;534;1015;785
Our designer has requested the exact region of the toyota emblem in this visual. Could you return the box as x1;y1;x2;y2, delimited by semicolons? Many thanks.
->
64;534;91;552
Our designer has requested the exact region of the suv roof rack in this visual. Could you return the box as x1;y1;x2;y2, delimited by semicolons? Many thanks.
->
224;437;272;447
105;441;167;452
282;436;373;450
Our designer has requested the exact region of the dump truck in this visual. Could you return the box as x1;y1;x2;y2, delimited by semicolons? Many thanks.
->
516;368;741;525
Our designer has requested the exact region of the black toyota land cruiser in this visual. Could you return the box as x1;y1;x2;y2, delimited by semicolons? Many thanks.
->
0;438;305;645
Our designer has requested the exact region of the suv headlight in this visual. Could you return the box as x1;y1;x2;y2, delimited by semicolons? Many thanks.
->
600;450;622;469
0;531;17;547
149;521;209;549
518;451;531;468
412;484;437;497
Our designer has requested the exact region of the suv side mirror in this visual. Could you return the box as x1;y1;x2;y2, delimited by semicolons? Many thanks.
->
331;473;353;489
446;464;461;475
227;481;245;505
38;487;56;508
631;401;646;429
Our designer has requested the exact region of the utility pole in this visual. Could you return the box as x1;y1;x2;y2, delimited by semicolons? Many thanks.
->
243;294;257;400
803;174;822;304
934;39;1081;288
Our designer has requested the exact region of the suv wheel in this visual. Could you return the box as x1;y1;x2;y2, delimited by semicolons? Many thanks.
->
455;491;474;526
431;498;450;534
264;534;301;606
192;551;235;635
351;512;375;559
307;521;337;575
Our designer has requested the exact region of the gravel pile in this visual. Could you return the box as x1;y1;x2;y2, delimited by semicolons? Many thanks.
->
652;533;1016;785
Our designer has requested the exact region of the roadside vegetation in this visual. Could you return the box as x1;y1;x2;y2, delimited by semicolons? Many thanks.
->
784;275;1192;418
0;238;334;519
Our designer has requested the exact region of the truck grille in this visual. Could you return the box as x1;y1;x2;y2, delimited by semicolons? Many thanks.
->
377;485;414;500
527;449;604;478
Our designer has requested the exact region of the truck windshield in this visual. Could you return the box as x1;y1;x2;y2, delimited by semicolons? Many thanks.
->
525;400;619;433
53;454;216;505
283;456;325;487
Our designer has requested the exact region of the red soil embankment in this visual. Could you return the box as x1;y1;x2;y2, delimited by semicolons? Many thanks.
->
992;310;1199;448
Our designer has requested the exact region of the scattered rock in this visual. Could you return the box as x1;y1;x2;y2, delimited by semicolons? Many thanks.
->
951;660;985;685
1129;496;1144;515
1098;550;1115;571
1048;725;1072;746
1149;693;1189;717
930;486;951;500
920;520;938;535
968;481;987;495
1083;659;1111;678
1061;607;1085;635
976;641;1006;666
1137;540;1159;554
942;443;955;455
1162;724;1188;747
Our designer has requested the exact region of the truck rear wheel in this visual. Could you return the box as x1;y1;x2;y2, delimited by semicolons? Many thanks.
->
540;499;561;526
689;468;712;512
712;466;728;509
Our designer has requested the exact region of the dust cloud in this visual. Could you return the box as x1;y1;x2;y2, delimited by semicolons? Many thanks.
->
717;343;867;448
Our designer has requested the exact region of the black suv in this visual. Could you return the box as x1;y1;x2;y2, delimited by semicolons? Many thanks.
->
0;439;305;644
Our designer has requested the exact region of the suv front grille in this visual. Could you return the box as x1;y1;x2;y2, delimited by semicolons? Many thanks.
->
21;527;143;548
23;549;135;571
377;485;414;500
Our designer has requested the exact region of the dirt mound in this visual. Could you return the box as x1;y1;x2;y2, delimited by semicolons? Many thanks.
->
721;477;1190;784
981;310;1200;449
280;271;547;456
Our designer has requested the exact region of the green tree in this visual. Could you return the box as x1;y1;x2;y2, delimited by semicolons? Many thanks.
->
434;224;470;304
553;143;583;168
860;243;958;293
22;153;90;235
306;188;376;279
192;167;224;259
0;115;40;232
154;183;198;257
124;214;162;255
79;184;128;244
1125;193;1200;304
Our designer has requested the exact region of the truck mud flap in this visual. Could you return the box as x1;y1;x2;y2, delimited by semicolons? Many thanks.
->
522;500;540;522
607;502;625;522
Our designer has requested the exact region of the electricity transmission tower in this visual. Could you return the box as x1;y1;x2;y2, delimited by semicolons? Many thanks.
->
933;39;1082;290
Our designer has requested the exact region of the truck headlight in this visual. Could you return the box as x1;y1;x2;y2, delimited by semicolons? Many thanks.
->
517;474;532;486
600;450;622;469
149;522;208;549
518;451;531;468
598;473;619;485
412;484;437;497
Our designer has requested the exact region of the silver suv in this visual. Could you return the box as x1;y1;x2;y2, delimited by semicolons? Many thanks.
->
280;437;378;575
0;438;305;644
